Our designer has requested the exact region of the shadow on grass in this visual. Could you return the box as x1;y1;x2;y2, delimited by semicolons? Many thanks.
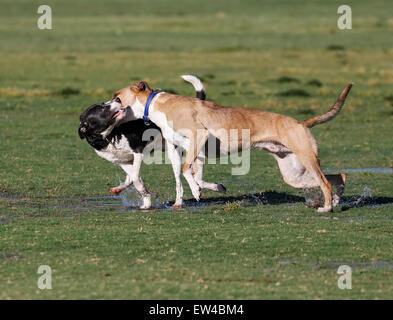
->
184;192;393;211
183;191;305;207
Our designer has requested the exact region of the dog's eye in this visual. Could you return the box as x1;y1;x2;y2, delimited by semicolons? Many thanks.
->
115;97;121;104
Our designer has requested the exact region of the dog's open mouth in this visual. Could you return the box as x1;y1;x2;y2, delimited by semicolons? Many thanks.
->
112;109;125;119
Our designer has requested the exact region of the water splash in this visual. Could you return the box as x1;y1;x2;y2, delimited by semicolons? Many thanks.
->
119;186;174;209
119;186;140;208
324;167;393;174
340;186;373;209
302;186;380;209
303;188;323;208
248;184;267;206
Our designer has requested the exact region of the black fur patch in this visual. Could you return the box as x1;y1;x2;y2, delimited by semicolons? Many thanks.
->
196;90;206;100
110;120;160;153
79;103;161;152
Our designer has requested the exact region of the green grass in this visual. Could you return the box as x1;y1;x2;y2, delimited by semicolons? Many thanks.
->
1;0;393;299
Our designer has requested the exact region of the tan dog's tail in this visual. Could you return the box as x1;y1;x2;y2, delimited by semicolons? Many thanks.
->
302;83;353;128
181;75;206;100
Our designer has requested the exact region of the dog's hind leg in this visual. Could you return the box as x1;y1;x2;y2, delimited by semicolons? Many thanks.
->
192;153;226;193
292;151;333;212
110;174;132;195
275;124;333;212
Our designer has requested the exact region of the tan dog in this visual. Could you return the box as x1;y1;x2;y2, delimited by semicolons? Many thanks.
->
112;80;352;212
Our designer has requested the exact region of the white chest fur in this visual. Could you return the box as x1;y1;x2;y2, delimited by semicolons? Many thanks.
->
95;135;135;165
149;105;190;150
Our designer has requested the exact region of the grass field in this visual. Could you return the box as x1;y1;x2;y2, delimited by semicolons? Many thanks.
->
1;0;393;299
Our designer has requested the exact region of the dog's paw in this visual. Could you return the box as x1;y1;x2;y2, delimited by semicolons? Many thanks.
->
191;186;201;201
317;206;333;213
110;187;123;195
172;203;183;210
139;196;152;210
217;184;227;194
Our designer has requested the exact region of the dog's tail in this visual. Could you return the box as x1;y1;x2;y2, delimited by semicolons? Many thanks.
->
302;83;353;128
181;75;206;100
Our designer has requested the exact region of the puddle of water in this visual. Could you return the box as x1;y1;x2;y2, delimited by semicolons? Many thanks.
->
265;259;393;272
324;167;393;174
309;215;393;222
95;187;174;211
312;261;393;271
0;252;24;262
277;258;293;265
2;184;392;212
0;193;31;202
369;203;392;208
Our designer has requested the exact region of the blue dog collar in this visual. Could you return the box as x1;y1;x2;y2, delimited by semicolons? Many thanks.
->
143;91;159;125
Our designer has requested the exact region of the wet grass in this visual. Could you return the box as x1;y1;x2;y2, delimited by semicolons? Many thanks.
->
1;0;393;300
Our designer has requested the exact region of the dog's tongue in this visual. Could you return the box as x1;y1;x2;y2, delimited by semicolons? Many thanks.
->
113;110;124;118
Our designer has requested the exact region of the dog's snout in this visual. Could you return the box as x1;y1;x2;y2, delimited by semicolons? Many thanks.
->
78;125;87;139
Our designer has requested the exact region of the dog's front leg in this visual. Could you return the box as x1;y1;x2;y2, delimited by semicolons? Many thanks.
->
166;141;184;209
124;154;151;209
182;129;210;201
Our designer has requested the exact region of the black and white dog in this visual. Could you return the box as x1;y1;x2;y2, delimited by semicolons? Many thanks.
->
78;76;225;209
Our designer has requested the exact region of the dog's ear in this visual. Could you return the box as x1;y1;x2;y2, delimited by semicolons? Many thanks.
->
78;124;88;139
132;81;151;92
